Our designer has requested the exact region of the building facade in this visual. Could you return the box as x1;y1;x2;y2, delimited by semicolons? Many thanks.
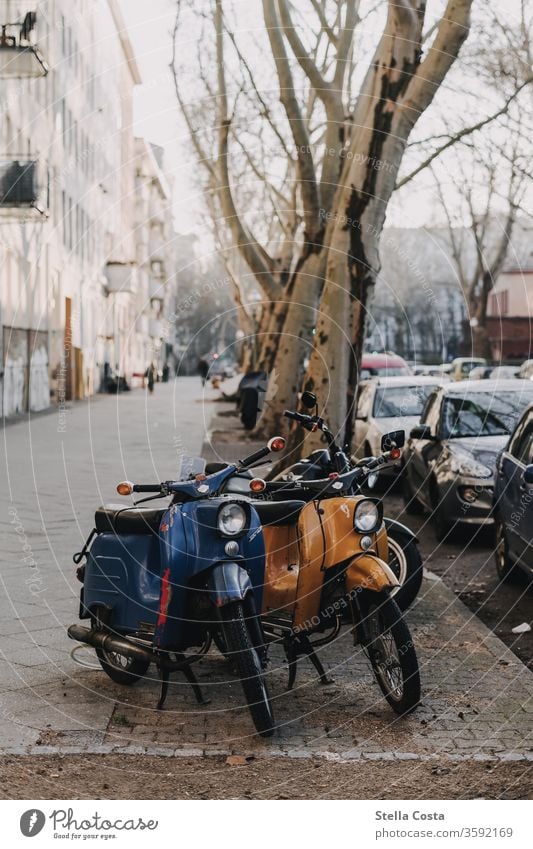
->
486;268;533;361
0;0;177;416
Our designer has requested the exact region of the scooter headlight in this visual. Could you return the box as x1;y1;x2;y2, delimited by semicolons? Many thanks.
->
217;502;247;537
353;499;381;533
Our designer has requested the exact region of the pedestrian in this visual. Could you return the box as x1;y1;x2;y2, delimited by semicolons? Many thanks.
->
162;362;170;383
198;357;209;387
145;362;156;394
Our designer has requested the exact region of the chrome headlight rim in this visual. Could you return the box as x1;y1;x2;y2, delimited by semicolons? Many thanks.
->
217;501;249;538
353;499;382;534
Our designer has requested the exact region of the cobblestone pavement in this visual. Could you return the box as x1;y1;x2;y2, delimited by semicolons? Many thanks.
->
0;391;532;768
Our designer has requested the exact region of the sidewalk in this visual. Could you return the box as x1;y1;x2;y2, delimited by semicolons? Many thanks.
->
0;387;532;783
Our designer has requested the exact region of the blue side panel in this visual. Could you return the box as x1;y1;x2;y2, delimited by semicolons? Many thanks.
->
83;532;162;633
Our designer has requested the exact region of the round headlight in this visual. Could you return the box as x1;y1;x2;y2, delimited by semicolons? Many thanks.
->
353;500;380;533
217;502;247;536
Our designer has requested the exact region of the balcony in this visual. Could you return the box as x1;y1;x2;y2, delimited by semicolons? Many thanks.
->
0;159;48;215
0;12;48;78
105;262;137;294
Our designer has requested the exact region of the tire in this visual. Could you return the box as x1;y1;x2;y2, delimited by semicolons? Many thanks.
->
387;531;423;611
430;481;451;541
95;647;150;686
360;593;421;715
494;517;517;582
401;468;424;515
220;600;275;737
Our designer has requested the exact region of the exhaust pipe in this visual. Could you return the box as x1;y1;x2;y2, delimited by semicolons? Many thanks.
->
67;624;154;665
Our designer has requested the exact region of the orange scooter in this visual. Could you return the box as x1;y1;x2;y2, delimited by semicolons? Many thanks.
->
254;408;421;715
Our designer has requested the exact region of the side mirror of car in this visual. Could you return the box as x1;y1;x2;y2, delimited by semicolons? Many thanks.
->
381;430;405;451
523;464;533;486
410;424;433;440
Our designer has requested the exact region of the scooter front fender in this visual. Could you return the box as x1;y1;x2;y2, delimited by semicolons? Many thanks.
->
207;561;253;607
384;516;418;543
345;553;400;595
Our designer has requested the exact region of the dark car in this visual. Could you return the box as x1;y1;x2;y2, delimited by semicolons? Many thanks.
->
493;403;533;581
402;380;533;539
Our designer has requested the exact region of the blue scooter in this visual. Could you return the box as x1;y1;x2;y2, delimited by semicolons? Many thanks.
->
68;436;287;737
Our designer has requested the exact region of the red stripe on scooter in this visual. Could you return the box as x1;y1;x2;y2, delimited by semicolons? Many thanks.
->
157;567;172;628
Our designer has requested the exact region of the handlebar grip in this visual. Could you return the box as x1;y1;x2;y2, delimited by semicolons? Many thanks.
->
284;410;309;423
133;484;163;493
240;445;270;468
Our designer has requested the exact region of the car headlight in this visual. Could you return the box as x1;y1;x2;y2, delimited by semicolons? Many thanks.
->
353;499;381;533
448;450;492;479
217;502;247;536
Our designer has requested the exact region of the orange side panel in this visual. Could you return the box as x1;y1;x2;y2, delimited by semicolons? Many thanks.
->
292;501;326;630
261;525;299;616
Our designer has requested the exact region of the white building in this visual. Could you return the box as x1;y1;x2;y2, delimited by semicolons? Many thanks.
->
0;0;177;415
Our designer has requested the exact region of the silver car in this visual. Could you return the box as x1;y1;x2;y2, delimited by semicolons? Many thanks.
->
402;380;533;539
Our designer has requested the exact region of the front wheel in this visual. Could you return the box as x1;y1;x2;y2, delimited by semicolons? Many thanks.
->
360;593;420;715
220;600;275;737
494;517;517;582
387;530;423;611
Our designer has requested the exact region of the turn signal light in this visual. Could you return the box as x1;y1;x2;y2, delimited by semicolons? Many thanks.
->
117;481;134;496
390;447;401;460
268;436;286;452
250;478;267;493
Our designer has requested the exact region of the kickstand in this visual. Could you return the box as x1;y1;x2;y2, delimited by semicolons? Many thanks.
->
176;653;211;706
298;635;334;685
157;660;169;711
285;639;298;691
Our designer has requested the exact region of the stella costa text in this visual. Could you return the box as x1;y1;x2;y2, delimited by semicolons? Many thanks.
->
375;811;445;821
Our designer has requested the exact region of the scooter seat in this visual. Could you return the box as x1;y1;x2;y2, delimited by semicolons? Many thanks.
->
253;500;305;527
95;505;166;535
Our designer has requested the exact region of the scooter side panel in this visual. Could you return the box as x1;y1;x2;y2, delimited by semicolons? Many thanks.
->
82;532;162;632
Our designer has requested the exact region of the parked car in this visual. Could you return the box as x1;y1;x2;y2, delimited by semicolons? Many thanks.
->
402;379;533;539
360;352;412;378
354;376;443;466
449;357;487;381
493;403;533;581
518;359;533;380
468;365;492;380
489;365;519;380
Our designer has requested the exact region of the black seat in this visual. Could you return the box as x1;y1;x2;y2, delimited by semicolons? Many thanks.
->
253;500;305;527
95;505;166;535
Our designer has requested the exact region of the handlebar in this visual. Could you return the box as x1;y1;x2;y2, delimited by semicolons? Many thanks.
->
132;484;165;493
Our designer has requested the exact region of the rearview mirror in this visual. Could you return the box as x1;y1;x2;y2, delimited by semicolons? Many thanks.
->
523;464;533;486
410;424;432;440
301;391;317;410
381;430;405;451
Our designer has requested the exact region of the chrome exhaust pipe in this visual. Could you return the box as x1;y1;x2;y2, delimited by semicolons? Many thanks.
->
67;624;154;665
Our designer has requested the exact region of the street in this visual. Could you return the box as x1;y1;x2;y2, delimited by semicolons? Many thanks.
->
0;382;532;799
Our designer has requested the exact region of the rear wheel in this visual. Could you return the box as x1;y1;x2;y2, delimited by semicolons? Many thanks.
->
360;593;420;715
95;647;150;686
220;600;275;737
387;531;423;611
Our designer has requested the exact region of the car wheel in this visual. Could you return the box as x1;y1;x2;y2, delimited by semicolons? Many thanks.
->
430;480;452;542
494;517;517;582
401;466;424;515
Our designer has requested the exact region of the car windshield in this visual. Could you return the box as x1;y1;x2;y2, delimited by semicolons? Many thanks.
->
441;391;533;439
373;385;438;418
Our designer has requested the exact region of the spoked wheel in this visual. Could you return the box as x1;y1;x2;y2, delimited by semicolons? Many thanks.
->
220;600;275;737
360;593;420;715
95;647;150;686
387;531;424;612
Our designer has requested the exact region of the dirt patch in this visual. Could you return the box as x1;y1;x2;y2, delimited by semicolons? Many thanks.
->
0;755;531;800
